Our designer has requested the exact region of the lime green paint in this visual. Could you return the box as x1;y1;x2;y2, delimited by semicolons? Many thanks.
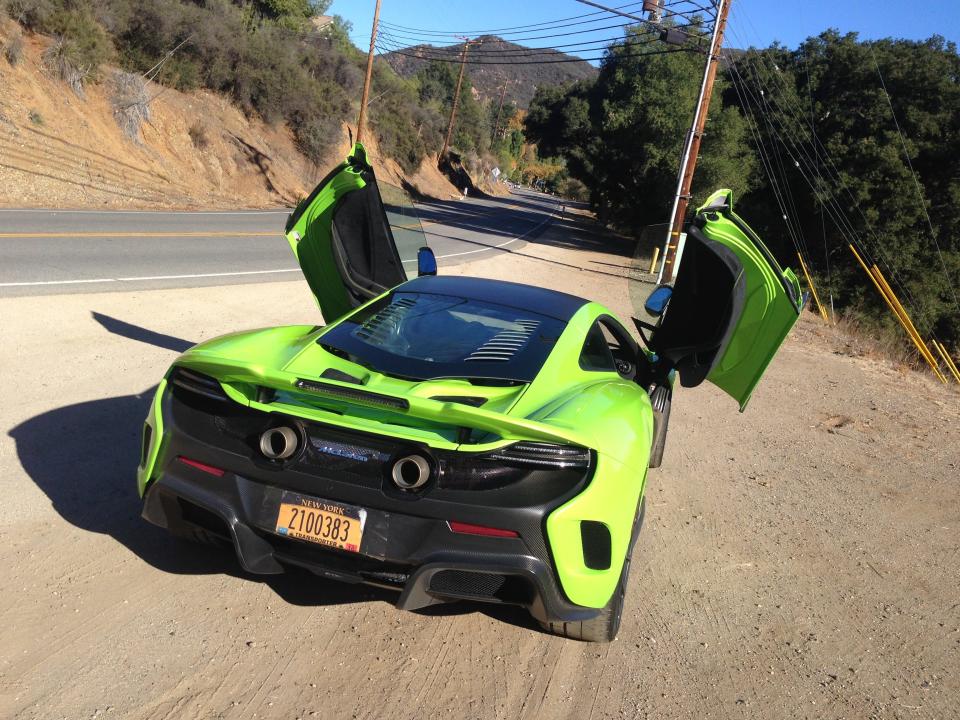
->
546;453;647;608
136;377;166;498
285;143;370;323
697;189;803;411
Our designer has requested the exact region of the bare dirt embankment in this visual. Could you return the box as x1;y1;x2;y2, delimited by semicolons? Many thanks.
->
0;205;958;719
0;21;460;209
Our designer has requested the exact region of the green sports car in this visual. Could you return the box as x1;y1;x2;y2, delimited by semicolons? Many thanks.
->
138;144;803;642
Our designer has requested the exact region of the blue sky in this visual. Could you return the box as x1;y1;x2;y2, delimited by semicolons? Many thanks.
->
332;0;959;61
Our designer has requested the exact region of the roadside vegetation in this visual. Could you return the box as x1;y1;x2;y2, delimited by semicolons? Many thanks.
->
525;25;960;351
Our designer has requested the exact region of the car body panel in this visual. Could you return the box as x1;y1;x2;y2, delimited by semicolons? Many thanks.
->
284;143;408;324
695;190;803;410
138;147;803;630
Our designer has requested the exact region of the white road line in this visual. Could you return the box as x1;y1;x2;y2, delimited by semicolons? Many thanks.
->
3;195;562;284
0;268;300;287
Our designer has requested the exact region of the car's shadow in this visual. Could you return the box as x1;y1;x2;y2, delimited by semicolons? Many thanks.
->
8;314;539;631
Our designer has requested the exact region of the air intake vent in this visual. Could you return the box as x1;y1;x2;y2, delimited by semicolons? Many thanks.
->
429;395;488;408
354;297;417;343
465;320;539;362
169;367;228;402
580;521;612;570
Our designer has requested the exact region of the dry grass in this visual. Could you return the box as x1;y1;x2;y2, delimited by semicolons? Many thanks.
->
187;120;209;150
3;27;23;66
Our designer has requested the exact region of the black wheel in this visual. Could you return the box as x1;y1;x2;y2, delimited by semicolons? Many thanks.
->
539;498;645;643
648;383;671;469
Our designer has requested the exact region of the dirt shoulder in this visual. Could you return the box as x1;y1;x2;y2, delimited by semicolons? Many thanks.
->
1;219;958;719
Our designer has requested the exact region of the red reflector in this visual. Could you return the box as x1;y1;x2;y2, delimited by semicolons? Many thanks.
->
448;521;519;538
177;456;225;477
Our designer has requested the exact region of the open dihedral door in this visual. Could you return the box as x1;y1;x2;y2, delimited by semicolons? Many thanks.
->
285;143;408;323
644;189;804;411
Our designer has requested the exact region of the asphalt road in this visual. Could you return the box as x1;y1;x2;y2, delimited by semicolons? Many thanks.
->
0;188;560;297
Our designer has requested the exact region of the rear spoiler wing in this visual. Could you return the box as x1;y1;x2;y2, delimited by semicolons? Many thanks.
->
174;361;582;447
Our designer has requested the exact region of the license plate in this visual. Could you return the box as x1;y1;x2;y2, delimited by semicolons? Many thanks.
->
274;491;366;552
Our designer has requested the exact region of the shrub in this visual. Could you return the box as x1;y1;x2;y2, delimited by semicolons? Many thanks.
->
4;0;54;30
28;109;43;125
3;28;24;65
188;120;209;149
110;70;149;141
41;9;112;95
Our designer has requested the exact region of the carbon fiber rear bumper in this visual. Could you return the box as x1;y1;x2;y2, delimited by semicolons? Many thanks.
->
142;467;597;623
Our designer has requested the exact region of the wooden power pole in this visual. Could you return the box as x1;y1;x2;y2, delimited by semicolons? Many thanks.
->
440;37;479;161
356;0;382;145
492;80;509;142
658;0;731;283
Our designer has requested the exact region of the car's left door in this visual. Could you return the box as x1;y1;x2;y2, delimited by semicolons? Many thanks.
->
284;143;422;323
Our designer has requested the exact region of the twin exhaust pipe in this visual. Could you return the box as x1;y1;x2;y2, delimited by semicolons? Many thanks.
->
259;426;431;490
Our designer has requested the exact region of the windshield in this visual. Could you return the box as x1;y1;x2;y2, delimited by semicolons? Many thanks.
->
319;290;566;382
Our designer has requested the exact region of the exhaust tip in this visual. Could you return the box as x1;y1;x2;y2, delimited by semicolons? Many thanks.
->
391;454;431;490
259;426;299;460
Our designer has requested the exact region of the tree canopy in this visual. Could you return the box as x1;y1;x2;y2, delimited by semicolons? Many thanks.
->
525;28;960;349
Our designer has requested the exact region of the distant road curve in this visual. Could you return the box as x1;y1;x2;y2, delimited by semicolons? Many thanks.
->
0;189;560;297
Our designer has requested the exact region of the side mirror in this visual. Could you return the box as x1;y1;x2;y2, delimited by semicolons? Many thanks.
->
417;246;437;276
644;285;673;317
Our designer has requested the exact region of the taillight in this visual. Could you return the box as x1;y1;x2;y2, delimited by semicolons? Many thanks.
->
490;442;590;469
438;442;592;491
448;521;519;538
177;456;226;477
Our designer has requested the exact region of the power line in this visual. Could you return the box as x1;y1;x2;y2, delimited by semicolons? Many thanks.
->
376;41;691;65
375;27;694;60
378;2;647;38
376;19;644;45
872;49;960;314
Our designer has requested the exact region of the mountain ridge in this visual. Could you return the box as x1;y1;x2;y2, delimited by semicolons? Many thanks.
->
380;34;599;108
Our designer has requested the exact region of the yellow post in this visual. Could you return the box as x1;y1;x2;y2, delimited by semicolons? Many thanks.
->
870;265;945;379
934;340;960;384
945;346;960;383
848;244;947;382
796;252;829;322
648;246;661;275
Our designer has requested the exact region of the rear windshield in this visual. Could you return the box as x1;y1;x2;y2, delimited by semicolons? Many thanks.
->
318;291;566;382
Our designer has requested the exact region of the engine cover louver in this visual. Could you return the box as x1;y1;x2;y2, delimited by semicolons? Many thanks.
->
465;320;539;363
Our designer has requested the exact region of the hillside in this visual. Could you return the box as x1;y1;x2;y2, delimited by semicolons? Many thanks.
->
0;22;461;209
382;34;598;108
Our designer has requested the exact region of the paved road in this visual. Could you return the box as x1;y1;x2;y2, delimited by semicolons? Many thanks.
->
0;189;560;297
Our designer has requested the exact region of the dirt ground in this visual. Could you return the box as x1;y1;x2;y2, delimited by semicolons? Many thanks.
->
1;219;958;719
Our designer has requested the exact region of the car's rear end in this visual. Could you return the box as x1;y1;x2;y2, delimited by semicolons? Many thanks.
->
139;358;605;625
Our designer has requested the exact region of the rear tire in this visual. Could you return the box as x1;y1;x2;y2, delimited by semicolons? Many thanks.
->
539;498;645;643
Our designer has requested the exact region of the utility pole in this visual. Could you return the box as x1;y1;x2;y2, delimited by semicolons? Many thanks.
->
492;80;509;142
356;0;382;145
440;37;479;162
658;0;731;283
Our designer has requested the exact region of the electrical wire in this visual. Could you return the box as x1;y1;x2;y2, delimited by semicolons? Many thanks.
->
726;30;929;326
872;48;960;314
375;27;692;61
375;40;692;65
378;2;647;38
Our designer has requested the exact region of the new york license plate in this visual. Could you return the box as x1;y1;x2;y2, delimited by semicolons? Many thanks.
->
274;491;366;552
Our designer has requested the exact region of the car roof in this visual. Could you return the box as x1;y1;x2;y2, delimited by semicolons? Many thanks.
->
398;275;589;322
